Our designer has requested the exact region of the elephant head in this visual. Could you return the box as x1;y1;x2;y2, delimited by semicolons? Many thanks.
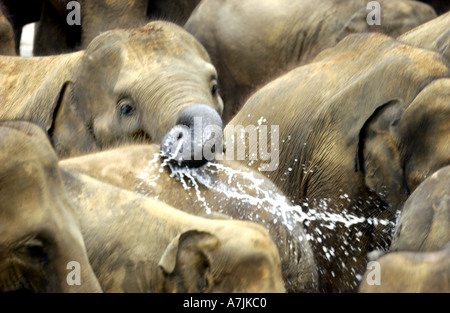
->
336;0;437;42
158;229;285;293
355;78;450;212
0;121;102;293
48;21;224;165
354;98;410;212
395;78;450;192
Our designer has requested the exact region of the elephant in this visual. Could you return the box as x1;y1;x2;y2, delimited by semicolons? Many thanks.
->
0;0;42;54
418;0;450;15
33;0;82;56
398;11;450;63
224;33;450;292
358;243;450;293
185;0;437;123
32;0;201;56
390;165;450;253
0;120;102;293
147;0;201;24
61;165;286;293
1;120;285;293
0;4;15;55
0;21;224;166
59;144;319;292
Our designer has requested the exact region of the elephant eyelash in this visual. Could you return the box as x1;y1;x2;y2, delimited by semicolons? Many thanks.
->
11;234;38;251
11;235;49;263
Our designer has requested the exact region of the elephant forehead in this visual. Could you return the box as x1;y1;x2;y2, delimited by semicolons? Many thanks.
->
122;42;211;70
114;59;215;101
114;62;211;110
122;51;210;76
124;22;210;61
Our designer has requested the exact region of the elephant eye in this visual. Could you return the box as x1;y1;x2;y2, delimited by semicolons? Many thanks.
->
122;105;134;115
16;238;49;265
118;98;136;116
27;244;48;263
211;81;219;97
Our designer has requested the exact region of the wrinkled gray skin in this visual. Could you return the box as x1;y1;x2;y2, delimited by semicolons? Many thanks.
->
60;168;286;293
185;0;437;123
33;0;201;55
359;243;450;292
226;33;450;292
390;166;450;252
398;11;450;63
0;21;223;166
0;5;15;55
60;144;319;292
0;121;102;293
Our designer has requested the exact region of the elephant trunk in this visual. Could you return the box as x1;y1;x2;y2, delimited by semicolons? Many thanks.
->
161;103;223;167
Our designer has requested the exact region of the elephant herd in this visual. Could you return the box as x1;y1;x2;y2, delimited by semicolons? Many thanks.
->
0;0;449;293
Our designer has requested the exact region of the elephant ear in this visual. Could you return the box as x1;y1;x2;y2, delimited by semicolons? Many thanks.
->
354;98;409;212
47;81;99;158
158;230;220;293
48;31;126;157
72;31;125;112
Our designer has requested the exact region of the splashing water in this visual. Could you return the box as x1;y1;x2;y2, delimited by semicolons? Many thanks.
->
135;153;401;291
135;153;399;243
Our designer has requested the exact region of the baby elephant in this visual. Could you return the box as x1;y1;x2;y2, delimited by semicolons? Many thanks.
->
0;20;223;167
